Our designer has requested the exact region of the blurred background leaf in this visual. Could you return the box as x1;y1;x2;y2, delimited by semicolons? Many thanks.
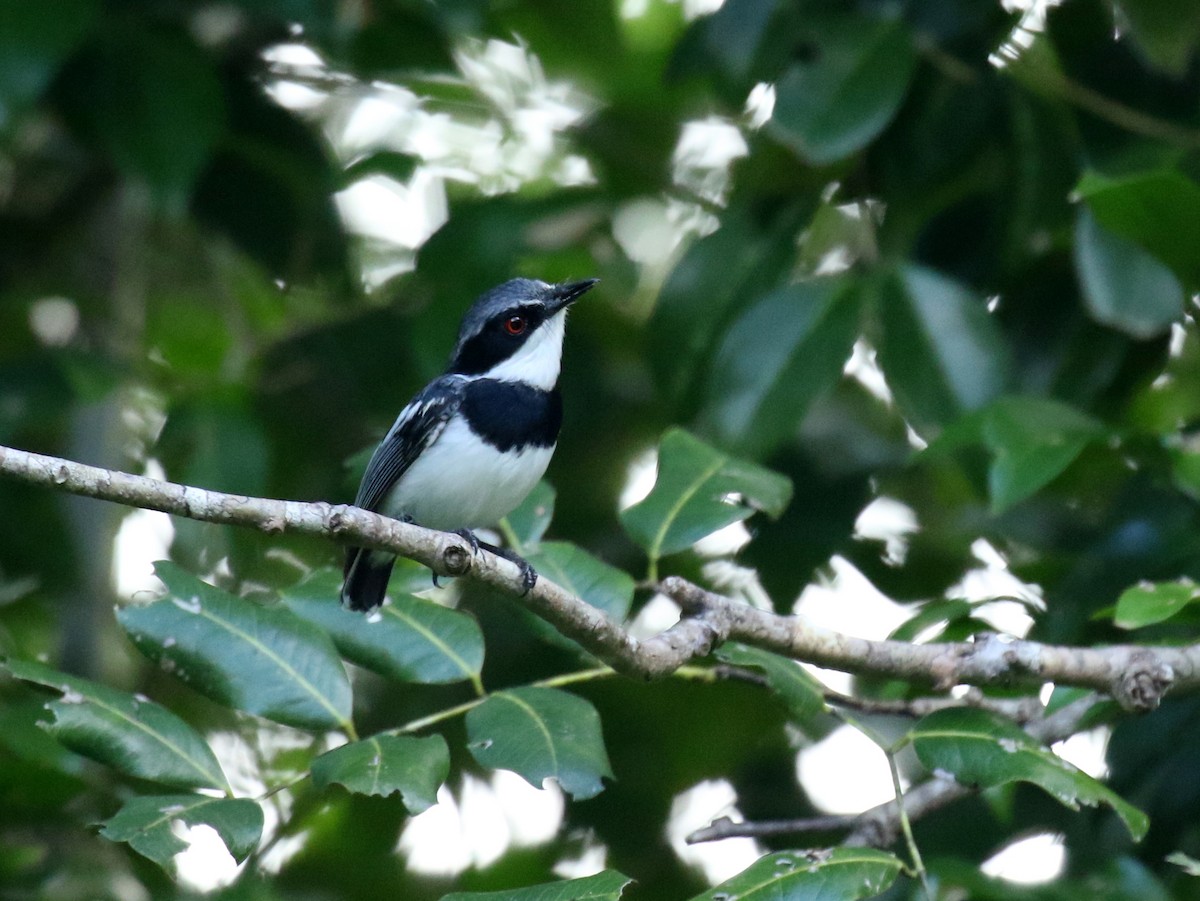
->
3;0;1200;897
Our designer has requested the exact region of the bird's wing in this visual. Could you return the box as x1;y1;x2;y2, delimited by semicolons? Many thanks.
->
353;375;466;513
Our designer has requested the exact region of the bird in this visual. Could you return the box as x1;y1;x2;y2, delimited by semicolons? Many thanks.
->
341;276;597;612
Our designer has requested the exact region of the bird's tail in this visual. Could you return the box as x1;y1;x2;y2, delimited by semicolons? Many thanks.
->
341;548;396;611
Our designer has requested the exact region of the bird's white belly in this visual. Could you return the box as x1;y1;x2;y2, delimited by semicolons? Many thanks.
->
381;416;554;531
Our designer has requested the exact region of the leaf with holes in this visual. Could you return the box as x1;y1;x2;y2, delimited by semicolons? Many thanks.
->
283;568;484;686
620;429;792;565
100;794;263;868
2;657;227;791
117;562;352;732
441;869;633;901
466;687;613;800
911;708;1148;840
311;734;448;812
692;848;903;900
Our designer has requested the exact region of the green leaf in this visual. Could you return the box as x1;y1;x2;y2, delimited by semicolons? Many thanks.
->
620;429;792;565
0;0;97;126
981;396;1105;512
926;396;1106;511
1077;168;1200;288
876;266;1010;434
771;15;916;164
698;279;863;456
58;19;225;206
1114;580;1200;630
714;644;826;723
911;708;1149;840
99;795;263;867
526;542;635;623
649;201;815;400
1;657;227;792
283;568;484;686
692;848;903;900
670;0;777;93
1118;0;1200;75
311;734;448;812
466;687;613;800
117;562;353;732
889;599;975;643
441;870;633;901
710;643;825;724
1075;208;1184;339
504;481;556;550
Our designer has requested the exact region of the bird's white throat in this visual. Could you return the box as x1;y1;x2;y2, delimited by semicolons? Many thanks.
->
481;310;567;389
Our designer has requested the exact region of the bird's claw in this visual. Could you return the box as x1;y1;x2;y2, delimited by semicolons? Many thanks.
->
429;530;537;595
516;560;538;596
453;528;482;556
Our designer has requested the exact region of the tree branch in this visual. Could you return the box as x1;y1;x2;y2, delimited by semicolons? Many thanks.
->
687;693;1104;847
661;580;1192;711
1;443;1195;711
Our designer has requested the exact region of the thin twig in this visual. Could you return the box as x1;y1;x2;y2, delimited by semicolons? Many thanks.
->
688;693;1103;847
823;687;1044;723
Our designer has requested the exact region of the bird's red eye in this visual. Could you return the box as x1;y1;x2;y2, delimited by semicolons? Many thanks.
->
503;315;527;335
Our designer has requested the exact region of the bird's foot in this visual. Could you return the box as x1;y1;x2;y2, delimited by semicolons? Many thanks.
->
476;538;538;596
453;528;482;555
436;530;537;595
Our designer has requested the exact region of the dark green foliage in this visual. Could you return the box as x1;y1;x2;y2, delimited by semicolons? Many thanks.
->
3;0;1200;898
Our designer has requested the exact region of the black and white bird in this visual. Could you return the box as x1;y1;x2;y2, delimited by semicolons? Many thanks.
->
341;277;597;612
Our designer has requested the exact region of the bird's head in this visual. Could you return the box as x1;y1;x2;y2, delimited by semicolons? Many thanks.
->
448;278;597;388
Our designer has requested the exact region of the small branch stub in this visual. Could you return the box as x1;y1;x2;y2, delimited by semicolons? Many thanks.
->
1114;658;1174;712
441;541;473;577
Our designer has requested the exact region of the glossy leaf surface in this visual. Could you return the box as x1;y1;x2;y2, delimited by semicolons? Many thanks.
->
117;562;352;732
912;708;1149;840
876;267;1009;435
1114;580;1200;630
2;657;227;791
692;848;903;900
284;568;484;685
466;687;613;800
621;429;792;562
1075;208;1183;338
100;795;263;867
526;541;635;623
698;279;862;455
311;734;449;812
714;643;825;723
772;15;916;164
1077;168;1200;288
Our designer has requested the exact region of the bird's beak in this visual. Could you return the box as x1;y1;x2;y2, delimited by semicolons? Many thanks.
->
547;278;599;314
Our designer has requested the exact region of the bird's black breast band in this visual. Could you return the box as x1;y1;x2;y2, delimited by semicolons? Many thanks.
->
460;379;562;452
